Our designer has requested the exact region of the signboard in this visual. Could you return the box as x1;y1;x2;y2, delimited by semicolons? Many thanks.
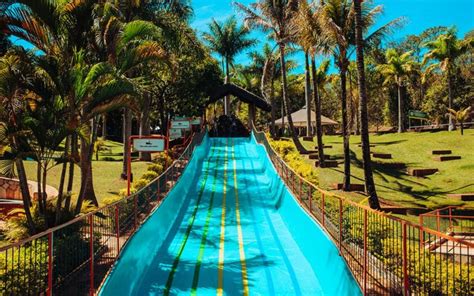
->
171;120;190;130
133;138;166;152
190;118;201;125
408;110;429;120
169;128;182;140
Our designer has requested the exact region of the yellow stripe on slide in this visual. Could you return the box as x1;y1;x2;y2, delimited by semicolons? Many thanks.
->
217;139;228;296
232;139;249;296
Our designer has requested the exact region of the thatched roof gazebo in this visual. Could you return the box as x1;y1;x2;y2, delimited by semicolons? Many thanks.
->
275;107;338;127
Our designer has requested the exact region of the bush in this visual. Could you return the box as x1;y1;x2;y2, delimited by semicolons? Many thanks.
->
268;137;319;185
147;163;163;175
140;171;159;182
153;151;173;168
132;179;149;190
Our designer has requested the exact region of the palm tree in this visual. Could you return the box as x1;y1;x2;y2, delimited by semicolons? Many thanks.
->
0;52;36;233
318;0;402;190
353;0;380;209
377;49;417;133
235;0;308;153
203;16;255;115
423;28;474;131
448;107;472;135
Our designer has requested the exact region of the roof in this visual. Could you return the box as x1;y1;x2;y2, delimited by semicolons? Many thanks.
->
208;83;272;112
275;107;338;127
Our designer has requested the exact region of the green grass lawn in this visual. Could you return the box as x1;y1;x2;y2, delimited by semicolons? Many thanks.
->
23;140;150;204
298;129;474;210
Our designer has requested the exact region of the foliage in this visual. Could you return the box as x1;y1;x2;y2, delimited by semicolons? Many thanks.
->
268;136;318;185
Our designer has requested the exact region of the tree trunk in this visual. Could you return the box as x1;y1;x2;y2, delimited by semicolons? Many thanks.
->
447;69;455;131
354;0;380;209
139;94;152;161
101;114;107;140
36;160;43;213
224;58;230;115
340;65;351;191
304;52;312;137
15;158;36;234
397;84;404;133
311;57;325;167
76;119;99;214
270;77;276;138
121;108;132;179
65;133;77;211
55;137;69;225
279;44;306;153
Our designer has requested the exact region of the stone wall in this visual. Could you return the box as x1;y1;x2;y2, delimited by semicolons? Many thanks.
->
0;177;58;200
0;177;30;200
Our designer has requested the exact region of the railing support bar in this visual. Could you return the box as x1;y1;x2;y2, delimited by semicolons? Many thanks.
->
89;215;94;296
47;232;53;296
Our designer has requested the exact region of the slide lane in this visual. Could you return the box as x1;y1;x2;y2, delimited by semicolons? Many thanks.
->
99;136;361;296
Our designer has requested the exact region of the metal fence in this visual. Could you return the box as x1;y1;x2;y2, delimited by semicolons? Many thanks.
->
1;130;206;296
420;206;474;234
252;128;474;295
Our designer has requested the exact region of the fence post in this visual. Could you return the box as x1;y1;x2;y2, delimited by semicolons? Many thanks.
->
436;210;440;232
308;186;312;212
299;178;302;199
115;205;120;255
448;207;452;230
47;232;53;296
363;209;367;294
339;199;342;252
134;194;138;231
402;222;409;296
322;194;325;227
419;215;424;247
89;215;94;296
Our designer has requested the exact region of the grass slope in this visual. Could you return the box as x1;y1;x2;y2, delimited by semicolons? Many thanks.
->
22;140;150;204
299;129;474;210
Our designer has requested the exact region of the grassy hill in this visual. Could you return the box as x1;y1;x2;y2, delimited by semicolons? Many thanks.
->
22;140;150;204
299;129;474;210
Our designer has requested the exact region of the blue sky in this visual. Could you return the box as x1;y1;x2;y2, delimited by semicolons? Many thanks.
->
191;0;474;70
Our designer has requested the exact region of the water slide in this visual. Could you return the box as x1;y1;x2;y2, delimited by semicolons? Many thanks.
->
99;135;361;295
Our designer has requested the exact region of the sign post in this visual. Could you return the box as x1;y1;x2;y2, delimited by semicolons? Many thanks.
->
127;135;168;195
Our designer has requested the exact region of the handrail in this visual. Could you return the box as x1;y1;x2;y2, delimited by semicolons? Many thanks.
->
1;129;206;295
252;124;474;295
0;131;203;252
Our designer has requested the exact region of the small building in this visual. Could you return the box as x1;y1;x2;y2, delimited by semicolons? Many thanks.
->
274;107;338;136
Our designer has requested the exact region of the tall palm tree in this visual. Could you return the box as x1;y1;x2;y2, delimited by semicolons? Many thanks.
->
235;0;308;153
377;49;416;133
353;0;380;209
423;28;474;131
311;59;330;166
203;16;255;115
318;0;402;190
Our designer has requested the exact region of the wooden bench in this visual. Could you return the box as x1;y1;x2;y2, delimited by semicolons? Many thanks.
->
433;155;461;161
332;183;365;191
407;168;438;177
372;153;392;159
299;150;317;155
308;153;330;160
314;145;333;149
315;160;338;167
432;150;452;155
447;193;474;201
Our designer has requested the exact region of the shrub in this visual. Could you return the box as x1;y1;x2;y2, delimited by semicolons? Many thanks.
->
140;171;159;182
153;151;173;168
268;137;319;185
147;163;164;175
132;179;149;190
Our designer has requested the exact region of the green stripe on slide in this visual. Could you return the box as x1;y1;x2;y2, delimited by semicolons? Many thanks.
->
191;140;228;295
164;144;219;295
